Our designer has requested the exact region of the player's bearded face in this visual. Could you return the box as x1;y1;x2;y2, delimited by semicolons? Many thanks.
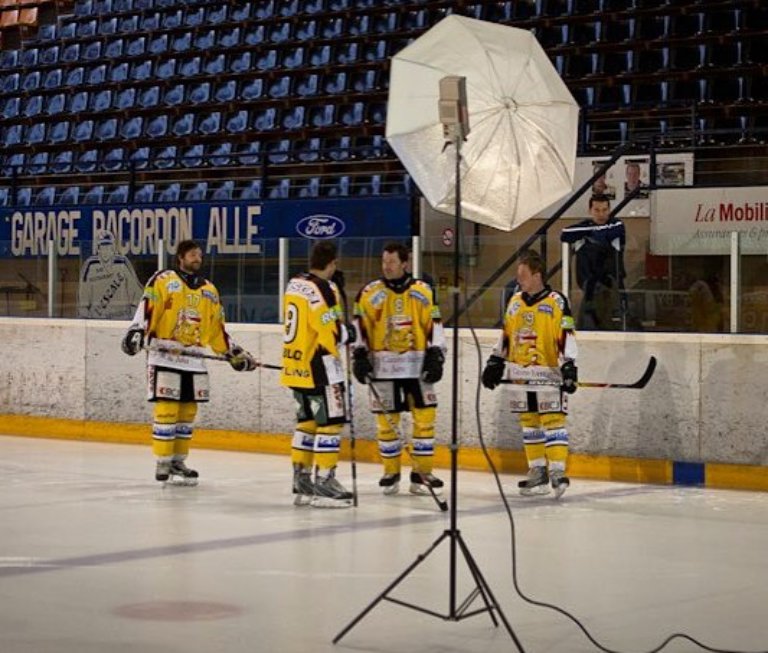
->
179;248;203;273
382;251;406;280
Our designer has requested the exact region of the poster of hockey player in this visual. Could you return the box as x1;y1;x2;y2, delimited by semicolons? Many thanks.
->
77;231;143;319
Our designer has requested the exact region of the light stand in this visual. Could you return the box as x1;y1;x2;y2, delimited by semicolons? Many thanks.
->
333;78;525;651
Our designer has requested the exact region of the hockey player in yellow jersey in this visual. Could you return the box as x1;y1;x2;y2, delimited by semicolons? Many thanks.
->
280;241;354;508
353;242;446;497
121;240;256;485
482;249;578;499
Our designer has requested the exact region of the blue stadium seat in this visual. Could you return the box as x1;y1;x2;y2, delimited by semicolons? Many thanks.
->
354;174;382;196
59;22;77;39
364;40;388;61
198;112;221;135
130;147;150;170
22;72;41;92
140;12;159;31
49;121;70;144
51;151;74;173
195;30;214;50
282;106;305;130
255;0;275;18
76;150;98;173
35;187;57;207
203;54;224;76
244;25;265;45
256;49;278;70
73;119;95;142
358;134;387;158
26;95;44;116
157;183;181;202
241;79;263;100
103;147;125;172
157;58;177;80
324;72;347;94
173;32;192;52
226;110;249;133
15;188;33;208
2;73;19;93
92;89;112;112
230;52;252;73
105;39;124;60
253;108;277;131
115;88;136;110
266;139;291;163
328;0;348;9
283;47;304;69
231;2;251;21
348;15;370;35
302;0;324;12
154;146;177;169
321;18;342;39
0;49;18;69
185;182;208;201
28;152;49;175
296;177;320;198
336;43;359;64
0;187;7;207
139;86;160;108
296;137;322;162
185;7;204;27
131;60;152;81
270;21;291;43
163;9;183;29
75;0;93;16
107;185;129;204
296;73;318;96
100;16;118;35
2;97;19;119
215;80;236;102
268;179;291;199
58;186;80;205
36;23;57;40
309;44;331;66
26;123;46;145
164;84;185;105
20;47;38;67
43;68;62;89
369;102;387;124
296;19;316;40
128;36;147;57
211;180;234;201
209;142;232;166
327;135;351;161
179;57;200;77
403;9;427;30
146;115;168;138
110;62;129;83
207;5;227;23
61;43;80;63
83;41;102;61
269;76;291;98
96;118;118;140
220;27;240;47
3;124;22;147
277;0;299;16
238;142;261;165
2;152;24;176
309;104;335;128
173;113;194;136
88;65;107;86
326;175;350;197
83;185;104;206
240;179;262;199
135;183;155;203
121;116;143;139
147;34;166;55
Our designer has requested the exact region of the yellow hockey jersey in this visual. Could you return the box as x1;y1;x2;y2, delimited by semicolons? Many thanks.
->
280;272;345;390
494;286;577;373
354;277;445;379
135;269;232;372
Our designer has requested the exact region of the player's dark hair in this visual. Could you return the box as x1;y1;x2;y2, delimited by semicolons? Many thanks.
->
518;249;545;276
383;241;409;263
589;194;611;209
310;241;337;270
176;239;202;265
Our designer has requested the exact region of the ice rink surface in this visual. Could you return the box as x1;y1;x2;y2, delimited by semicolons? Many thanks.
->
1;435;767;653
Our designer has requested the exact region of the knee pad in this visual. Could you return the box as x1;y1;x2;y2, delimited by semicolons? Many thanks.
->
519;412;542;429
411;406;435;438
153;400;179;424
541;412;566;431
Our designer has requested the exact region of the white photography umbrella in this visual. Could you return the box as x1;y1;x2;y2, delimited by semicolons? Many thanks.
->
386;15;579;232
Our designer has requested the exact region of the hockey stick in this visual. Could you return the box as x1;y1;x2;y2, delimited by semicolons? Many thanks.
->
365;376;449;513
501;356;657;390
144;345;282;370
344;343;359;508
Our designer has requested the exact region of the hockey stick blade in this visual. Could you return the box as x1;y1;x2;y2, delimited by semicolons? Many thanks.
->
144;345;281;370
578;356;657;389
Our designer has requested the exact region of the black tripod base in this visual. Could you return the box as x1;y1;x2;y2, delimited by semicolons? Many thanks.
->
333;528;525;651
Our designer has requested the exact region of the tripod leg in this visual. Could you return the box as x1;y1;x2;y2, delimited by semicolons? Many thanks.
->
333;531;450;644
456;533;526;652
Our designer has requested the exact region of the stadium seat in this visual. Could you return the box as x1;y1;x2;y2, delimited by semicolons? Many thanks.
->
189;82;211;104
238;142;261;165
326;175;350;197
58;186;80;205
296;177;320;198
336;43;358;64
327;136;351;161
185;182;208;201
92;89;112;112
163;9;182;29
2;97;19;119
254;108;277;131
185;7;204;27
130;147;150;170
3;125;22;147
25;123;46;145
211;180;234;201
172;113;194;136
147;35;166;55
131;60;152;81
351;70;379;92
173;32;192;52
231;2;250;21
266;139;291;164
2;152;24;176
164;84;185;106
128;36;147;57
61;43;80;63
1;73;20;94
282;106;305;130
96;118;118;140
219;27;240;48
110;62;129;83
240;179;262;199
226;110;249;133
103;147;125;172
49;121;70;144
88;65;107;86
270;21;291;43
349;15;370;35
134;183;155;203
256;49;278;70
208;5;227;23
22;72;41;92
51;151;74;173
73;119;95;142
296;19;316;40
241;78;263;100
83;41;101;61
0;49;18;69
100;16;118;35
157;58;177;80
155;146;177;169
209;142;232;167
244;25;265;45
142;13;160;31
199;112;221;135
76;149;98;172
139;86;160;107
339;102;364;126
121;116;143;139
268;179;291;199
35;186;57;207
255;0;275;19
20;47;39;67
230;52;252;74
115;88;136;110
296;137;322;162
195;30;214;50
83;185;105;205
157;183;181;202
43;68;62;89
27;152;49;175
107;185;129;204
215;80;236;102
320;18;342;39
204;54;224;75
324;72;347;94
296;73;318;96
269;76;291;98
26;95;44;116
308;104;335;128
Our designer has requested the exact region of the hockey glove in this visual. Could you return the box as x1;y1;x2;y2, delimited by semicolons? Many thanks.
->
227;345;257;372
561;360;578;394
352;348;373;384
481;355;506;390
331;269;345;292
341;322;356;346
121;327;144;356
421;346;445;384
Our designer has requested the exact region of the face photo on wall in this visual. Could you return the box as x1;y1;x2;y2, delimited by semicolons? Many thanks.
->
657;161;687;187
591;161;616;199
624;159;649;199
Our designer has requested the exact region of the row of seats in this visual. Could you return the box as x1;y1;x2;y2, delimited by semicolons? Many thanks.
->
0;101;388;148
1;173;413;206
0;135;391;174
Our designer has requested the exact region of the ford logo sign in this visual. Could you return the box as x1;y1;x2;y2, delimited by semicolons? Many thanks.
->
296;214;346;239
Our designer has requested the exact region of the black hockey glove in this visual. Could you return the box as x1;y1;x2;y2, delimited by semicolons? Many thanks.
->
227;345;257;372
352;348;373;384
561;360;578;394
421;346;445;384
121;327;144;356
342;322;356;346
331;269;346;292
481;355;505;390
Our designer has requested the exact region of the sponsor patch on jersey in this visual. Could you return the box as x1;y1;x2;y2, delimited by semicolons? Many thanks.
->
509;300;522;315
552;294;565;310
286;278;322;306
409;289;429;305
201;289;217;303
370;289;387;308
538;304;553;315
166;280;181;292
320;309;336;325
561;315;575;329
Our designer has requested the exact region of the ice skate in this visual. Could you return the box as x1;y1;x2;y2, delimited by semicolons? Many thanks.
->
311;469;353;508
518;466;550;496
155;460;171;484
168;460;199;486
379;473;401;496
292;470;315;506
550;470;570;499
409;471;444;496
